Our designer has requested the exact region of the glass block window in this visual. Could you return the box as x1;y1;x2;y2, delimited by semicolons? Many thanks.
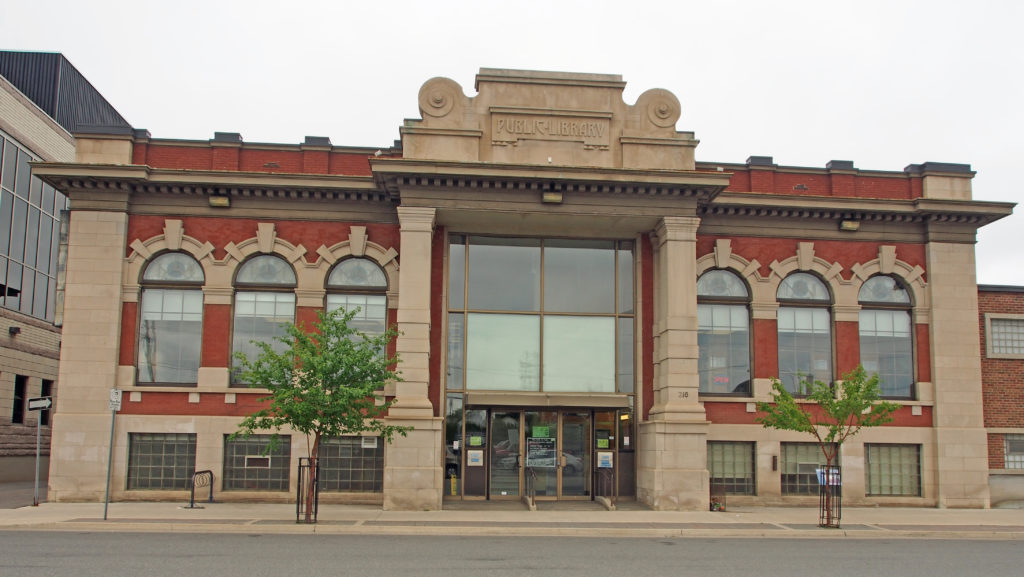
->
1005;435;1024;469
865;444;921;496
707;441;755;495
127;433;197;490
318;436;384;492
781;442;836;495
223;435;290;491
989;317;1024;357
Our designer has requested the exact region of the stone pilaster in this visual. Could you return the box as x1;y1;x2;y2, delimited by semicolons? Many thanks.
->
383;206;442;510
926;241;990;508
48;210;128;501
391;206;436;419
637;216;709;510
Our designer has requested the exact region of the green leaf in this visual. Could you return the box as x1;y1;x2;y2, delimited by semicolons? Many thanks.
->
232;307;412;458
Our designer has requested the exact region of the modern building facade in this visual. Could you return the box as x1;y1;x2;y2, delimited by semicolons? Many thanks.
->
0;51;129;481
35;69;1013;509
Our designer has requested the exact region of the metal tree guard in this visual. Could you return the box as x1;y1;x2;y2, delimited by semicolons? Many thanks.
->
817;465;842;528
297;458;320;524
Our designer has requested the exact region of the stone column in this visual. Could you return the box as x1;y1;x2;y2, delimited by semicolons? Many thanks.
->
48;209;128;501
637;216;709;510
926;241;990;508
383;206;443;510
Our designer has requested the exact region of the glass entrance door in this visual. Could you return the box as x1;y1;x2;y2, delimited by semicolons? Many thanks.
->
525;411;558;497
489;411;520;498
560;411;591;498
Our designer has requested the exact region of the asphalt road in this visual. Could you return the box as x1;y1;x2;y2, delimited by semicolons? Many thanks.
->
1;533;1021;577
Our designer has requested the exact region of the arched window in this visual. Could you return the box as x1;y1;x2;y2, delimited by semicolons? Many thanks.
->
325;258;387;338
859;275;914;398
777;272;833;393
138;252;204;384
697;269;751;395
231;255;296;384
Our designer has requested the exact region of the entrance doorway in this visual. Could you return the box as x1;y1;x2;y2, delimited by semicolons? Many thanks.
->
469;409;591;500
452;406;630;502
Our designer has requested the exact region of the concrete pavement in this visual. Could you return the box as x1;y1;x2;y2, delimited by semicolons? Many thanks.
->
2;496;1024;539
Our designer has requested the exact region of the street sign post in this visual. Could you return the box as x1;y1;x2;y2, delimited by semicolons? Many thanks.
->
26;396;52;506
103;389;121;520
27;397;53;411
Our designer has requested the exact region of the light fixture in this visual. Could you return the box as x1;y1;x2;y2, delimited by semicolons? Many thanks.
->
542;191;563;204
208;196;231;208
839;219;860;232
8;326;21;336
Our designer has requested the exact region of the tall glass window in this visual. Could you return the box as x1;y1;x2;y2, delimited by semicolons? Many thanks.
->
697;269;751;395
0;132;67;321
137;252;205;385
325;257;387;338
446;236;633;394
859;275;914;398
777;272;833;393
231;255;296;385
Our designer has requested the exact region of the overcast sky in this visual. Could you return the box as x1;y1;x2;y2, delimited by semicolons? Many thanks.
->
3;0;1020;284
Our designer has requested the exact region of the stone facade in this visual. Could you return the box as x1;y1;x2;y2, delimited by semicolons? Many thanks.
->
35;68;1014;510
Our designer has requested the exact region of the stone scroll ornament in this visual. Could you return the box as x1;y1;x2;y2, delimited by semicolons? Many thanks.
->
635;88;681;128
418;77;463;119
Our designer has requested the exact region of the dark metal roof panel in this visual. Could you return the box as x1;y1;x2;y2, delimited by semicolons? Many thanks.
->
0;51;131;134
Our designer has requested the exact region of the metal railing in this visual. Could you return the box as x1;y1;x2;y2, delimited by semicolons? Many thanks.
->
595;468;616;506
186;470;214;509
524;467;537;509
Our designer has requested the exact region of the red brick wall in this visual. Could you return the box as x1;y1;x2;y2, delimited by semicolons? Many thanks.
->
706;402;932;427
979;290;1024;429
641;234;654;420
989;433;1006;469
721;167;918;200
131;142;374;176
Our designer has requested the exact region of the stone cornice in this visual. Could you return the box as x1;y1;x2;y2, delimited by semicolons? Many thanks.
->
371;158;731;202
703;191;1013;229
32;162;389;204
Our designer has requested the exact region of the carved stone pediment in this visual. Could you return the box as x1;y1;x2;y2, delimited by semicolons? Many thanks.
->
401;68;699;171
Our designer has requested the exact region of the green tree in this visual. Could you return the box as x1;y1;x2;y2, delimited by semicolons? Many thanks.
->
756;365;900;526
232;308;409;522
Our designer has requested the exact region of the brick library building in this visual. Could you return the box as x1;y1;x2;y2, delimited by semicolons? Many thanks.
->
31;68;1021;510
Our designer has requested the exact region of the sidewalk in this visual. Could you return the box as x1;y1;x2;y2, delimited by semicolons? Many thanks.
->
2;498;1024;539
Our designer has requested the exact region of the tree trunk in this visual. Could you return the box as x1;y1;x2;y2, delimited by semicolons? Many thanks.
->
305;434;320;523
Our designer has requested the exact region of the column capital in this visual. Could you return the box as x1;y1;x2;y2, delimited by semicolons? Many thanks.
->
397;206;437;232
653;216;700;246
